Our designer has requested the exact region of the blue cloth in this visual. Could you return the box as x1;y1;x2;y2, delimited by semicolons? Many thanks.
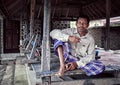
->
54;39;79;62
80;60;105;76
53;39;105;76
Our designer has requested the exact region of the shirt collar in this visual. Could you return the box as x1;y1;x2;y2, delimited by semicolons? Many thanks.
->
81;33;89;39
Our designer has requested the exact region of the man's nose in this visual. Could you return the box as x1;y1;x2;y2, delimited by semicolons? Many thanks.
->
80;24;84;27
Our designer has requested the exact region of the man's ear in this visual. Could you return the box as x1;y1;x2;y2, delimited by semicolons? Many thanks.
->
87;23;89;28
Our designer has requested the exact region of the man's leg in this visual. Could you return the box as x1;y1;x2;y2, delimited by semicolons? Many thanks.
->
56;46;65;76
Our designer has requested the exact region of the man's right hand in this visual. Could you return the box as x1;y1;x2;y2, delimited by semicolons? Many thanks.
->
68;36;80;43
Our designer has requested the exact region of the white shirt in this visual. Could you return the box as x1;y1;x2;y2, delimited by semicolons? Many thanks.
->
50;28;95;67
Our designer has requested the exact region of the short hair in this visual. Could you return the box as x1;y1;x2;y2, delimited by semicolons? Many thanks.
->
76;15;90;24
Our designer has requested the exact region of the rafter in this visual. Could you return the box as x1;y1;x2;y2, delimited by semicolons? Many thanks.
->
10;5;22;16
66;8;69;18
7;0;21;10
83;7;94;20
90;3;103;18
0;0;9;16
87;5;97;19
37;6;42;18
52;0;58;18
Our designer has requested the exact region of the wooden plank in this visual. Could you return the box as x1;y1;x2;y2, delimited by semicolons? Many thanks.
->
60;75;73;81
0;65;6;83
1;65;15;85
37;6;42;18
29;34;38;59
25;64;37;85
39;65;120;77
14;64;28;85
38;69;84;77
21;59;40;64
51;78;120;85
25;35;34;51
31;63;41;78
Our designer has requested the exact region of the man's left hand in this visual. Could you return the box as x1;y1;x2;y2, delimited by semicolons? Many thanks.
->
65;62;78;71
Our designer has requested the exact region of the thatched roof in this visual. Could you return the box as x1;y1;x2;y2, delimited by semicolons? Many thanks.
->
0;0;120;20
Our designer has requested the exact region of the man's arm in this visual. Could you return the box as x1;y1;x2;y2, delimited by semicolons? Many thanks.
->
50;29;70;42
50;29;80;43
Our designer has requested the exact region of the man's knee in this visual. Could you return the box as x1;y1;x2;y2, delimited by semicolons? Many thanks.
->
57;45;63;49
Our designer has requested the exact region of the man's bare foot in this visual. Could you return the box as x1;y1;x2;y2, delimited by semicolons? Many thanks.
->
55;66;65;77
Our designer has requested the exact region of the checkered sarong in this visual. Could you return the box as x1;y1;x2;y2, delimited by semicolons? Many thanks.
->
53;39;105;76
80;60;105;76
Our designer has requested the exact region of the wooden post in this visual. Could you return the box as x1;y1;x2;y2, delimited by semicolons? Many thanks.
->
41;0;51;84
105;0;111;50
30;0;35;37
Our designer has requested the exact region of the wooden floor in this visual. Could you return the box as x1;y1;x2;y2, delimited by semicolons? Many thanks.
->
14;63;28;85
0;55;28;85
1;52;120;85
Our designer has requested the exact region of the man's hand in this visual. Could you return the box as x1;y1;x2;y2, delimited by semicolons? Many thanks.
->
65;62;78;71
68;36;80;43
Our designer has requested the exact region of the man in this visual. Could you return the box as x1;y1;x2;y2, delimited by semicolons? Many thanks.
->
50;15;104;76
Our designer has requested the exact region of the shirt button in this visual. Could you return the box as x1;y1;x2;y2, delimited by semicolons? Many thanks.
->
83;45;85;47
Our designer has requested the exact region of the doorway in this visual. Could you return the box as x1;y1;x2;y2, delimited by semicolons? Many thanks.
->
4;20;20;53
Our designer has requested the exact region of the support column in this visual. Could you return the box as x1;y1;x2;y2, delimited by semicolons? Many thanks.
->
41;0;51;84
105;0;111;50
30;0;35;37
0;15;3;54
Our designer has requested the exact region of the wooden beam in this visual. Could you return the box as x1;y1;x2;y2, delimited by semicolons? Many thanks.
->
86;6;95;19
66;8;69;18
42;0;51;72
0;9;5;17
105;0;111;50
41;0;51;84
36;4;82;9
96;1;106;17
82;6;93;20
83;0;106;19
52;0;58;18
52;78;120;85
0;0;9;16
7;0;21;10
10;6;22;16
5;0;15;7
30;0;35;37
37;6;42;18
111;1;120;16
90;4;103;18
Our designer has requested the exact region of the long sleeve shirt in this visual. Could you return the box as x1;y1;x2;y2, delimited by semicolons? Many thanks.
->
50;28;95;67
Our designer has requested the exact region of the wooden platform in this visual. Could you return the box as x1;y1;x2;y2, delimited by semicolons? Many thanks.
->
51;78;120;85
37;65;120;78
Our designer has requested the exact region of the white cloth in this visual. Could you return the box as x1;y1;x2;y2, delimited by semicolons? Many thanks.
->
50;28;95;67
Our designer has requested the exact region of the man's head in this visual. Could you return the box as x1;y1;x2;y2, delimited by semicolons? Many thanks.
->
76;15;90;24
76;15;90;36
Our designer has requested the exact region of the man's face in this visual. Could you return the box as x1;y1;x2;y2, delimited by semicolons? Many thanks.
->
76;18;89;34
